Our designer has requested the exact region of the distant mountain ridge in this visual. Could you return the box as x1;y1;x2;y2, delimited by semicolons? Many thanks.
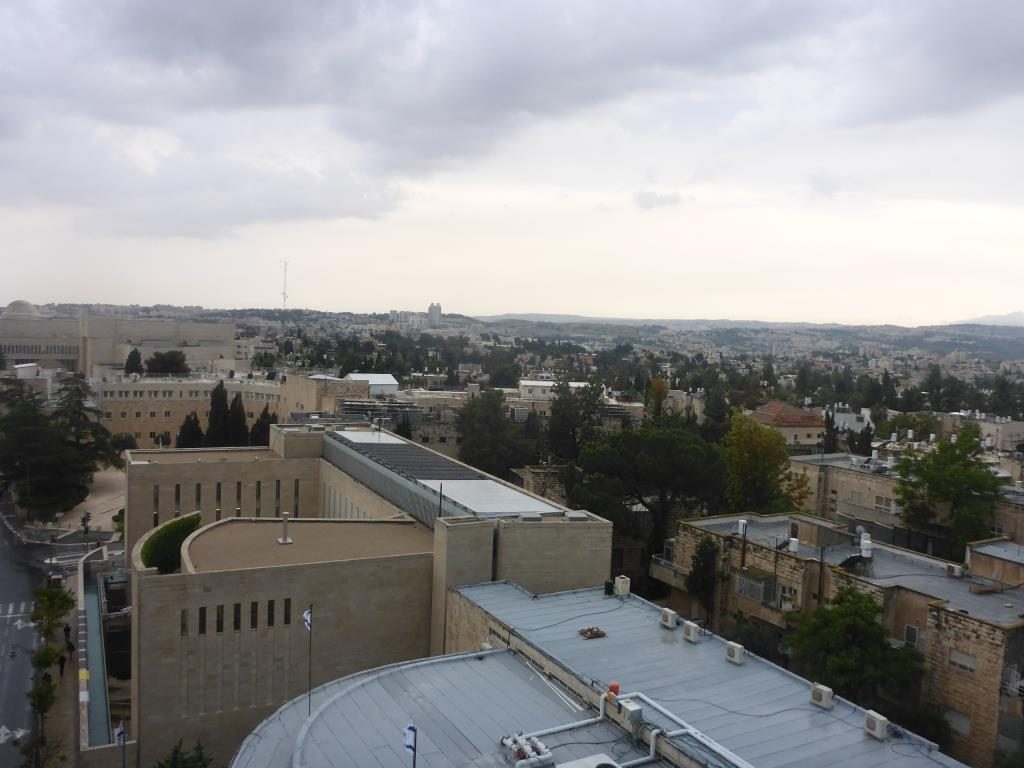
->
962;311;1024;327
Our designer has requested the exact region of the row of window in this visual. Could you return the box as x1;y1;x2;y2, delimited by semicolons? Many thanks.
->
152;479;301;527
0;343;78;355
180;598;294;636
102;389;280;401
106;410;260;419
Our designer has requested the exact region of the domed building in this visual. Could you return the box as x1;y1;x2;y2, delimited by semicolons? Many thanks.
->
0;299;81;370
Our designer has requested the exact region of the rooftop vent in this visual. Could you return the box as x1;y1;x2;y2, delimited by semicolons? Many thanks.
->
277;512;293;545
565;511;589;523
865;710;889;740
682;620;700;644
810;683;834;710
725;641;745;665
614;575;631;597
519;512;542;522
788;537;799;553
860;533;872;559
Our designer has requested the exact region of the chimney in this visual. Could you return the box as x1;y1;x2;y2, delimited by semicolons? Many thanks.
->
278;512;294;545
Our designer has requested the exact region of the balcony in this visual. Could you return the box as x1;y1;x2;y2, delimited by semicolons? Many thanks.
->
650;555;689;591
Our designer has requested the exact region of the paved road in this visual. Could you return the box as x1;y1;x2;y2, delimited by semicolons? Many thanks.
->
0;506;41;764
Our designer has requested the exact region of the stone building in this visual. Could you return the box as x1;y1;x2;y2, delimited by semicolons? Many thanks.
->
651;512;1024;766
751;399;825;453
118;424;613;765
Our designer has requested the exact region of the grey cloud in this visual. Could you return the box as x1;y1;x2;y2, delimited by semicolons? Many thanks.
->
633;190;683;210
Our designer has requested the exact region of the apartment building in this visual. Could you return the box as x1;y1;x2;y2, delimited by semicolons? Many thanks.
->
231;579;967;768
96;377;283;447
651;512;1024;766
114;425;613;765
751;399;825;452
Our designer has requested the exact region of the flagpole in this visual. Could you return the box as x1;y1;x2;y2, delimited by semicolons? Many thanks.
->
413;727;417;768
307;603;313;717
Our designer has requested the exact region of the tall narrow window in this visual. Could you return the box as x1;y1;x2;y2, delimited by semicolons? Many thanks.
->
284;598;291;626
233;603;241;632
293;479;300;516
153;485;160;513
275;480;281;517
180;609;188;637
250;601;258;630
215;482;222;520
198;606;207;635
174;484;181;514
267;600;275;627
236;481;242;517
216;605;224;634
255;481;261;517
195;482;202;510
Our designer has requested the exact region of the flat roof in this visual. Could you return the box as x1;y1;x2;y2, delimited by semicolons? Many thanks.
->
184;518;433;573
232;650;665;768
974;540;1024;565
457;582;966;768
420;479;561;516
694;515;1024;626
127;447;279;465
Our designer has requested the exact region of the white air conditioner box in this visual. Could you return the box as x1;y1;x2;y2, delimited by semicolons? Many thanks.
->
865;710;889;740
725;641;745;665
659;607;678;629
613;575;631;596
810;683;834;710
682;620;700;644
945;564;964;578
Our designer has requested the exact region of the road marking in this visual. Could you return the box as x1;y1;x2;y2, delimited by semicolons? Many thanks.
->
13;619;35;631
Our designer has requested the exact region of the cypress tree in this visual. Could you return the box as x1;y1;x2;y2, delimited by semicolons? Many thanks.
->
226;393;249;446
248;405;278;446
204;382;229;447
176;412;204;449
124;348;144;376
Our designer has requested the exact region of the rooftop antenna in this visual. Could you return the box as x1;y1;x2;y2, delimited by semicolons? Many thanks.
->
281;259;289;310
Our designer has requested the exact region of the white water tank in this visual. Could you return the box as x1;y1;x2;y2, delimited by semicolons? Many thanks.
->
788;537;799;553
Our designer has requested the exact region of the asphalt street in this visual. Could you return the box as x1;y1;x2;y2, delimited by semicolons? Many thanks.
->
0;501;41;765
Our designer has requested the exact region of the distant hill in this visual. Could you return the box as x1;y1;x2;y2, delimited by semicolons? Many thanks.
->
963;311;1024;327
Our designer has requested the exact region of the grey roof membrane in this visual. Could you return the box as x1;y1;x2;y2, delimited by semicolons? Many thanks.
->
696;517;1024;625
974;539;1024;566
231;650;666;768
456;582;967;768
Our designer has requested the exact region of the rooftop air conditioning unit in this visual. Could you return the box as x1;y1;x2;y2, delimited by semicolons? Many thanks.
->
946;564;965;578
865;710;889;740
682;620;700;644
614;575;631;597
810;683;834;710
725;641;745;665
659;607;678;629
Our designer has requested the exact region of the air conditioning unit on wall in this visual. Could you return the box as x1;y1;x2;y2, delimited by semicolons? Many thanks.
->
810;683;834;710
682;620;700;644
659;608;677;629
725;641;745;665
865;710;889;740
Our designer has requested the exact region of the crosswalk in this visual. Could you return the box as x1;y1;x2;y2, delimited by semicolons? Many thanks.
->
0;601;35;619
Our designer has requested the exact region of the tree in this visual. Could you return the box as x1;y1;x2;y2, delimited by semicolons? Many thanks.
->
176;412;205;449
250;351;278;369
52;375;122;470
794;360;813;399
154;739;214;768
548;377;604;462
226;393;249;446
249;405;278;446
111;432;138;452
762;360;777;388
700;385;731;443
456;390;531;479
822;410;839;453
895;423;1002;557
144;350;190;376
394;412;413;439
723;414;808;513
848;424;873;456
30;584;75;642
141;514;202;574
124;347;144;376
649;376;669;420
789;587;923;715
204;382;230;447
685;535;719;623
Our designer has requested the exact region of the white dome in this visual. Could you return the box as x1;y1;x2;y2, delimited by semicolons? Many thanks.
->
2;300;40;319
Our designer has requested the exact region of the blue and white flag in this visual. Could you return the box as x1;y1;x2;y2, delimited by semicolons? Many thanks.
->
403;724;417;754
303;607;312;632
113;721;126;745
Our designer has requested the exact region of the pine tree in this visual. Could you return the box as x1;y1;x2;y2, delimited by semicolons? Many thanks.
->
204;382;229;447
226;393;249;446
248;405;277;446
124;348;144;376
176;412;204;449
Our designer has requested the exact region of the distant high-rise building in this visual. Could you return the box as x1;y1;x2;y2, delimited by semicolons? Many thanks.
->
427;302;442;328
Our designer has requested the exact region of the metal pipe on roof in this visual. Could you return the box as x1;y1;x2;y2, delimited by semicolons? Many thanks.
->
615;692;756;768
620;728;661;768
519;692;606;740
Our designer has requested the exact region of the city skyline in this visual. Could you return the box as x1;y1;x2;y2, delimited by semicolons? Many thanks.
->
3;2;1023;325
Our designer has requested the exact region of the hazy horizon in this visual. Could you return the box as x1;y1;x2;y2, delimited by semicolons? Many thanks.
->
3;2;1023;326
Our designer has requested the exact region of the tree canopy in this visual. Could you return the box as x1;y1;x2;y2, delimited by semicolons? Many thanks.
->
124;347;144;376
204;382;229;447
547;377;604;462
895;423;1002;557
249;404;278;446
144;350;191;375
722;414;808;513
176;412;204;449
456;390;532;479
685;535;719;623
154;740;214;768
226;392;249;446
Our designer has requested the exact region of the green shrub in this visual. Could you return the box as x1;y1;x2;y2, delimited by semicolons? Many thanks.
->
141;513;201;574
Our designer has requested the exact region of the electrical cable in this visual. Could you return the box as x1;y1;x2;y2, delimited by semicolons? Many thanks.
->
513;599;626;632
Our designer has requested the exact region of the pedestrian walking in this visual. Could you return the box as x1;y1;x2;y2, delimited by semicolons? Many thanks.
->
58;654;67;677
66;638;75;657
63;623;71;642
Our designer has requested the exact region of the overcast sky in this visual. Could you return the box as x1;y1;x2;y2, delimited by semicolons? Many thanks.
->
2;1;1022;325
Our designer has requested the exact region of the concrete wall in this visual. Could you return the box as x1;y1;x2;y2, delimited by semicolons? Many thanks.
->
494;516;612;594
130;548;433;767
319;459;405;520
278;375;368;416
124;452;321;553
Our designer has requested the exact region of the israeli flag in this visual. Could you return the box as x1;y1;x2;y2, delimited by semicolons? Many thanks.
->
403;724;416;754
303;607;312;632
113;721;126;745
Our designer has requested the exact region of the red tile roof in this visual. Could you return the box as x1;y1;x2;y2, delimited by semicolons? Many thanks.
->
753;400;825;429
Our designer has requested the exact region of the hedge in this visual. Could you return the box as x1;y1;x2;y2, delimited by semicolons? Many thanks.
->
141;513;201;574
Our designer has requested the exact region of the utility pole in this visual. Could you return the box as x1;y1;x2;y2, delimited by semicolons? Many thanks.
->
281;260;289;311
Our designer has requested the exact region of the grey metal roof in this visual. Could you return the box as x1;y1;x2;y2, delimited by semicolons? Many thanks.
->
231;650;666;768
974;539;1024;565
331;434;483;480
456;582;967;768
